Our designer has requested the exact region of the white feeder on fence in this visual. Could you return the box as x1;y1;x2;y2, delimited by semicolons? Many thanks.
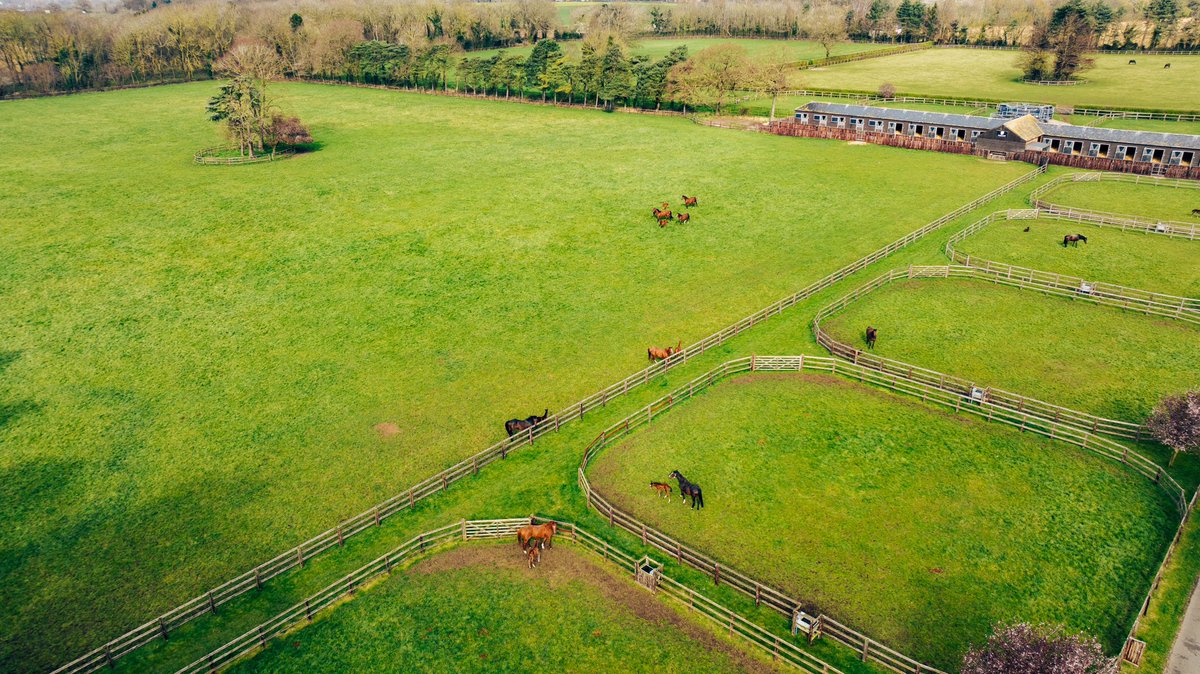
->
1155;223;1168;233
1078;282;1093;295
636;556;662;593
792;609;822;642
969;386;987;402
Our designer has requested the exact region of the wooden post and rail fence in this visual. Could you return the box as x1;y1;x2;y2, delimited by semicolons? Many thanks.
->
1028;172;1200;239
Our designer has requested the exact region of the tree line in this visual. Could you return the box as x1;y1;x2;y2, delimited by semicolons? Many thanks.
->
2;0;1199;97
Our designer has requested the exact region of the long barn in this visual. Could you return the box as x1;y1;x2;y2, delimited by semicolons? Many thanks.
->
792;102;1200;168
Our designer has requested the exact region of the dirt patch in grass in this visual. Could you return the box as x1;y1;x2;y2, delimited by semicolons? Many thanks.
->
410;544;781;673
373;422;400;438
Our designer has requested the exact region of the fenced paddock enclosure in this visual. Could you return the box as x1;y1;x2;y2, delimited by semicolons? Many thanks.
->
31;83;1045;674
577;357;1186;670
179;518;843;674
944;209;1200;300
797;48;1200;111
1029;172;1200;231
814;267;1200;427
192;146;295;165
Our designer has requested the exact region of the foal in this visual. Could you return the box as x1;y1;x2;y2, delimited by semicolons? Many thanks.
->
649;481;673;501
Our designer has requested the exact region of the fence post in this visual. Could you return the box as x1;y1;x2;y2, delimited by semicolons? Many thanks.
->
461;520;468;541
257;625;267;648
714;563;720;586
862;635;870;661
297;545;304;568
207;590;217;614
158;617;169;641
337;523;344;547
305;599;313;622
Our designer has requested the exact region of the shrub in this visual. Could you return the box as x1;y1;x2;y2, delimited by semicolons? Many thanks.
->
878;82;896;99
265;115;314;149
962;623;1117;674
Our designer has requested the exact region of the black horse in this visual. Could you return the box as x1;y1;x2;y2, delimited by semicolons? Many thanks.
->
1062;233;1088;247
668;470;704;509
505;409;549;437
865;326;878;350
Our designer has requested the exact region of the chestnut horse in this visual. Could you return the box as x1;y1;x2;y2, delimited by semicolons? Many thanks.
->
677;212;690;223
648;339;681;362
658;218;672;228
526;542;541;568
505;409;549;437
650;481;673;501
681;195;698;207
517;521;558;552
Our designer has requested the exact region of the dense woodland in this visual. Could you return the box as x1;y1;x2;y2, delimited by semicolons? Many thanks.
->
0;0;1198;97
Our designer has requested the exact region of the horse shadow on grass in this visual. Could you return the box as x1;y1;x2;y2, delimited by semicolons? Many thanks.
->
0;350;40;432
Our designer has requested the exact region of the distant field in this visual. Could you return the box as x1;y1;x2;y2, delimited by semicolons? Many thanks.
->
822;279;1200;423
799;49;1200;110
956;216;1200;297
1043;180;1200;221
468;37;895;64
0;81;1027;672
230;544;778;674
589;374;1175;670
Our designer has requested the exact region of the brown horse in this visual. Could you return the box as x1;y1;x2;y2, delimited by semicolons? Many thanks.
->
658;218;672;228
650;481;673;501
677;212;690;223
505;409;549;437
865;326;877;349
681;195;698;207
1165;63;1172;69
516;521;558;552
526;542;541;568
647;339;681;362
1062;233;1088;247
653;207;673;220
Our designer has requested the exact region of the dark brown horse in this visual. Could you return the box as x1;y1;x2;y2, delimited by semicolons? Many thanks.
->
1191;209;1200;217
517;521;558;552
677;212;690;223
681;195;698;207
1062;233;1088;247
668;470;704;509
865;326;877;349
648;340;681;362
1128;59;1136;65
1165;63;1172;69
505;409;549;437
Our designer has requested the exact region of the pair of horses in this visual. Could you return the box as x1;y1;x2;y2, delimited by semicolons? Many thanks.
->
1062;233;1088;247
517;520;558;555
648;339;682;362
505;409;549;437
1129;60;1171;69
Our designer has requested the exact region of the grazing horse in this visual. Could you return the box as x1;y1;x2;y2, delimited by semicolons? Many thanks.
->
681;195;698;208
648;339;681;362
1191;209;1200;217
1062;233;1088;247
505;409;549;437
650;481;673;501
1128;59;1136;65
668;470;704;509
516;521;558;552
865;326;877;350
526;542;541;568
677;212;690;223
652;202;673;220
1165;63;1172;69
658;218;672;228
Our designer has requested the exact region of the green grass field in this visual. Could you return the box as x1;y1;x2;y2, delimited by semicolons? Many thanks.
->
0;81;1029;672
822;279;1200;423
799;48;1200;110
588;373;1176;670
1041;180;1200;222
956;217;1200;297
229;543;782;673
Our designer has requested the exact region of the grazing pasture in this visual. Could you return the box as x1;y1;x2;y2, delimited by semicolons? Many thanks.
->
821;279;1200;423
799;49;1200;110
229;544;780;674
955;217;1200;297
1040;180;1200;222
467;36;896;64
587;374;1175;671
0;81;1028;672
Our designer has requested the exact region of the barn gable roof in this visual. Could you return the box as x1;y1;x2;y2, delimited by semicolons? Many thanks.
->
1000;115;1044;141
796;102;1005;130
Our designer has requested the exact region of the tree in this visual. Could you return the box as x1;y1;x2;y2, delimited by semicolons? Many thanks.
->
524;39;562;100
263;115;313;151
1148;391;1200;467
896;0;927;41
962;623;1117;674
866;0;893;41
1022;1;1097;81
207;43;281;157
595;36;632;108
289;13;303;32
691;43;751;115
811;8;850;58
1144;0;1181;47
747;48;791;122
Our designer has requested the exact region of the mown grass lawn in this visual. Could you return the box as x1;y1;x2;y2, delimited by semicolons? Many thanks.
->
588;374;1177;671
822;279;1200;423
799;49;1200;110
229;543;781;674
956;217;1200;297
1041;180;1200;222
0;81;1028;672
